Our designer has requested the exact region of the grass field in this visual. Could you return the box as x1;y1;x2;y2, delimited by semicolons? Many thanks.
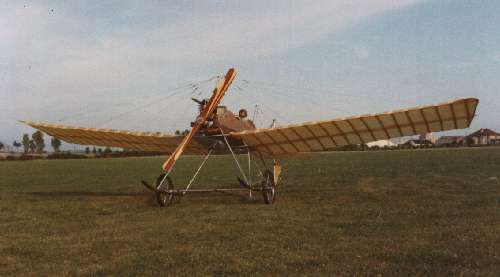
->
1;148;500;275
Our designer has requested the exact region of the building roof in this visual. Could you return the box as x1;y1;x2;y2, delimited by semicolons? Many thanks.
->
467;128;500;138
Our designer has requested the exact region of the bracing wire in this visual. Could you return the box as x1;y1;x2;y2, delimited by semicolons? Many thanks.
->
238;79;424;119
243;79;394;100
240;79;356;111
234;78;402;128
241;79;419;110
234;85;293;126
236;80;348;124
97;85;197;128
54;83;191;124
96;74;222;131
129;98;195;133
54;75;220;126
252;77;436;109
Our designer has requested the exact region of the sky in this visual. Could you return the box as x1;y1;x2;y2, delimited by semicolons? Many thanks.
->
2;0;500;149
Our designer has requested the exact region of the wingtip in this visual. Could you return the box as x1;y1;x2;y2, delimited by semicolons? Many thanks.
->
19;120;39;128
463;97;479;103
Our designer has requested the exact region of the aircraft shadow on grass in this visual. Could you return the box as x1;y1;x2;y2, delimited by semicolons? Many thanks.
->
28;191;147;197
27;190;261;205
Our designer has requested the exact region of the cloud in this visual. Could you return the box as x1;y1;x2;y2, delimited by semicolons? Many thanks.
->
0;0;425;141
2;1;424;87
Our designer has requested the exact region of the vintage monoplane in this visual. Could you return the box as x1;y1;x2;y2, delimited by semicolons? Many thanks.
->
22;68;479;206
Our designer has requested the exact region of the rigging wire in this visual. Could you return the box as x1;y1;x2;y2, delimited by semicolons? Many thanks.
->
129;98;195;133
251;104;261;124
54;75;219;125
236;81;354;126
241;78;420;110
95;74;221;131
234;85;293;126
242;79;394;100
221;85;266;128
54;84;191;124
241;79;338;103
97;86;196;128
238;79;426;119
240;81;353;115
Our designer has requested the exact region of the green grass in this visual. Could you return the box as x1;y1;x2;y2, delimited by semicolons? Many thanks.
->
1;148;500;275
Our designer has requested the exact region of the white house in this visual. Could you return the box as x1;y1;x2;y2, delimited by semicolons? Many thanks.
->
367;139;398;148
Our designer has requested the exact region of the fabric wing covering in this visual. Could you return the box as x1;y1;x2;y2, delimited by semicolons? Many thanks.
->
19;121;209;155
229;98;479;155
22;97;478;156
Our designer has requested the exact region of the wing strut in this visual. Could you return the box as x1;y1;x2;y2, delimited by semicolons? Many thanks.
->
161;68;237;175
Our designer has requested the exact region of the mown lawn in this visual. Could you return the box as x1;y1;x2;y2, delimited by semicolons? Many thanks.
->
1;148;500;275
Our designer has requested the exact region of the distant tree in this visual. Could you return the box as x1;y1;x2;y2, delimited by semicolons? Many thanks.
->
0;141;4;151
32;131;45;154
85;147;90;154
181;129;189;135
97;148;102;154
28;140;36;153
13;141;22;152
22;134;30;154
104;147;112;154
92;147;97;154
50;137;61;153
175;130;181;135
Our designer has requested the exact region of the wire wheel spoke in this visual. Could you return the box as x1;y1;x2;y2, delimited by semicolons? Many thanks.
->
261;170;276;204
155;173;175;207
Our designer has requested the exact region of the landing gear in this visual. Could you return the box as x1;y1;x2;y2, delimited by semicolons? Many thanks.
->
141;137;282;207
155;173;175;207
261;170;276;204
144;168;279;207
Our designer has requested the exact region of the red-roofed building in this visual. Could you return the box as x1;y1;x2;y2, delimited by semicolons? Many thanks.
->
467;128;500;145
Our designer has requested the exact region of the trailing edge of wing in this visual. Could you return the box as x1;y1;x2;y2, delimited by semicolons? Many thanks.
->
20;121;209;155
229;98;479;155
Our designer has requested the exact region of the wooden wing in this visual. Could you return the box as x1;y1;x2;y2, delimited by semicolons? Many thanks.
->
20;121;209;155
229;98;479;155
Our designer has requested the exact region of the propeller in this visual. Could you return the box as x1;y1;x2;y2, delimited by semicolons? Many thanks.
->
191;97;208;113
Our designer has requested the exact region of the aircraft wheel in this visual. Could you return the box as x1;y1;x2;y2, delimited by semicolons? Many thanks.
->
261;170;276;204
155;173;174;207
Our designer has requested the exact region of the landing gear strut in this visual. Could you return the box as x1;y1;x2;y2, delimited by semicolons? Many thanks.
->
142;134;282;207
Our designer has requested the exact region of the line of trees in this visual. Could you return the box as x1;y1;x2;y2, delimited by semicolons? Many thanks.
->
2;132;113;156
2;128;190;154
11;131;62;154
2;132;164;160
175;129;190;136
84;147;111;154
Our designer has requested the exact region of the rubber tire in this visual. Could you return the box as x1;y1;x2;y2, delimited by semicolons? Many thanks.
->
261;170;276;204
155;173;174;207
